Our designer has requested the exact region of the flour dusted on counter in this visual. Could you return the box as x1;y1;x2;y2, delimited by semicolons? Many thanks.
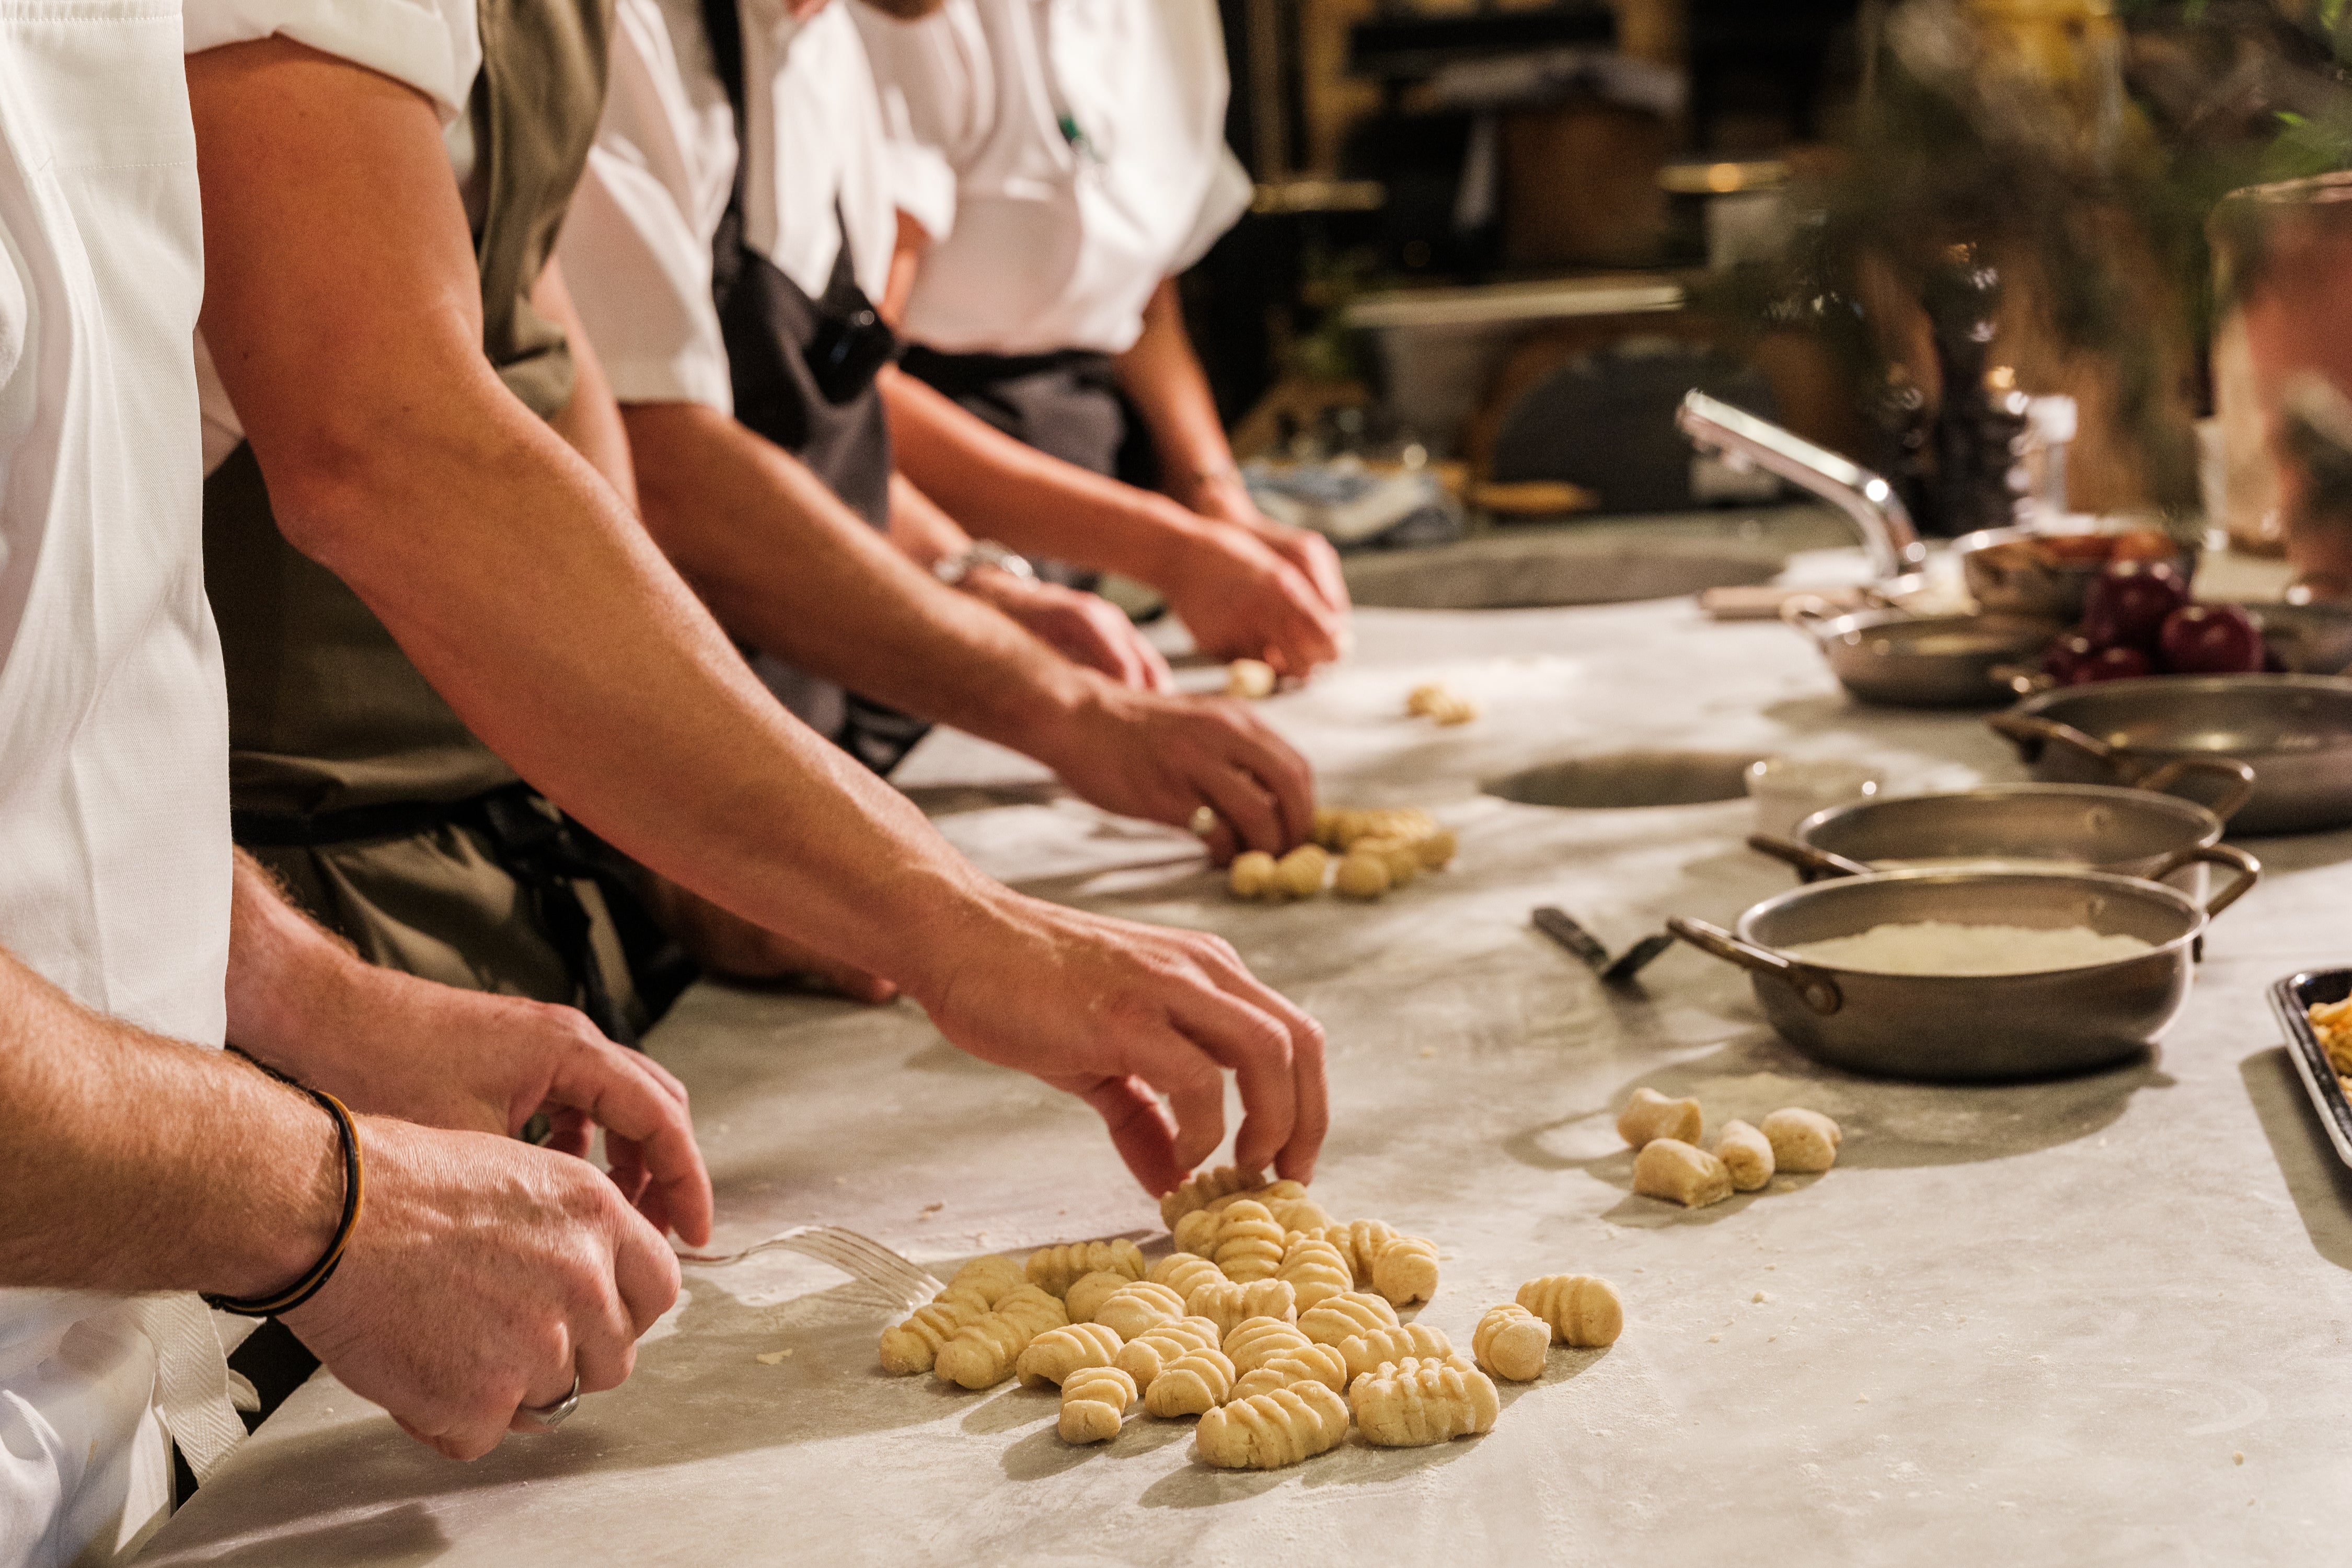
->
1785;921;2155;975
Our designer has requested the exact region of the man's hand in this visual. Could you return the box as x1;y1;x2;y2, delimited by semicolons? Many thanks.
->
283;1118;681;1460
1032;684;1313;863
914;892;1329;1196
224;852;713;1245
1161;527;1346;677
1182;472;1353;627
960;569;1174;693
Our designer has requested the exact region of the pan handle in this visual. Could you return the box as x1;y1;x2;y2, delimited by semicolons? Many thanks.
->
1988;711;2120;769
1988;663;2057;698
2132;755;2258;824
2141;842;2263;922
1665;916;1844;1016
1746;833;1877;882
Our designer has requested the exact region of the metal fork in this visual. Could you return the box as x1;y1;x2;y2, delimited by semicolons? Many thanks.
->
675;1226;947;1313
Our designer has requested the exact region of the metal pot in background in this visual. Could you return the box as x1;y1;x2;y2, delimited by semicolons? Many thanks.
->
1667;861;2258;1081
1994;674;2352;834
1783;599;2061;708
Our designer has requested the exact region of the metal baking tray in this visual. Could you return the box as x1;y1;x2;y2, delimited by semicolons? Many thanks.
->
2268;968;2352;1170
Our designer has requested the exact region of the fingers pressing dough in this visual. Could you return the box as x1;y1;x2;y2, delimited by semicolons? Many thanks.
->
1516;1275;1624;1348
1634;1137;1733;1208
1016;1322;1124;1389
1350;1355;1499;1446
1195;1381;1352;1470
934;1285;1069;1389
1473;1304;1550;1382
1027;1240;1145;1299
1714;1120;1775;1191
1762;1107;1842;1173
1618;1087;1703;1150
1226;658;1277;699
1059;1364;1137;1444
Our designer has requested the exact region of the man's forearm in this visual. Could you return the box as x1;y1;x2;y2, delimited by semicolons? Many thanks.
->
190;39;1012;1002
880;364;1222;583
1112;279;1235;494
622;399;1098;748
0;947;342;1299
885;471;972;567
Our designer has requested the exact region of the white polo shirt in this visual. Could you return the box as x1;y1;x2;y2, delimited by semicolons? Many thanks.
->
555;0;898;415
851;0;1251;356
0;2;237;1563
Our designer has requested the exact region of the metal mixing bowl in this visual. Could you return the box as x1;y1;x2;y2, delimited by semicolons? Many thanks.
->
1995;674;2352;835
1668;864;2254;1080
1757;783;2244;901
1783;600;2062;708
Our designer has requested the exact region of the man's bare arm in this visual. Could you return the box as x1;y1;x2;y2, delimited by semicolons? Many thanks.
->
537;257;640;513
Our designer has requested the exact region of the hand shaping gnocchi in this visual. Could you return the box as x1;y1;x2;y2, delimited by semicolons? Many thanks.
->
1516;1274;1624;1348
1350;1355;1500;1446
1143;1347;1238;1417
1298;1290;1401;1347
934;1285;1069;1389
1195;1381;1352;1470
1094;1281;1187;1341
1186;1278;1298;1338
1016;1322;1124;1389
1618;1087;1703;1149
1059;1364;1136;1445
1115;1316;1224;1389
1762;1107;1842;1173
1027;1240;1145;1299
1337;1322;1454;1383
1472;1304;1549;1382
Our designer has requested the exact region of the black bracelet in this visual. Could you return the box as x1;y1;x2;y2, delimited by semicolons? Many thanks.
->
203;1048;366;1318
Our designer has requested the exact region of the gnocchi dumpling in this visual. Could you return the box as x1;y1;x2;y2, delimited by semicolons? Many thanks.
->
1143;1347;1238;1417
1298;1290;1400;1347
1147;1253;1226;1299
1161;1165;1262;1229
1276;1235;1353;1310
1349;1355;1500;1446
1634;1137;1733;1209
1714;1119;1775;1191
1195;1381;1351;1470
933;1285;1068;1390
1209;1200;1287;1283
1114;1316;1223;1390
1229;1342;1351;1400
1371;1234;1439;1307
1058;1364;1136;1444
1064;1271;1136;1325
1186;1278;1297;1339
1472;1303;1549;1382
1336;1322;1453;1383
1762;1107;1842;1173
1016;1322;1124;1389
1025;1239;1145;1299
1617;1087;1702;1150
1223;1315;1316;1375
878;1285;990;1376
1516;1274;1623;1349
1093;1281;1186;1341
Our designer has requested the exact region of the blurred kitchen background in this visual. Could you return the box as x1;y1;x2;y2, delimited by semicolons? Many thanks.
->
1186;0;2352;597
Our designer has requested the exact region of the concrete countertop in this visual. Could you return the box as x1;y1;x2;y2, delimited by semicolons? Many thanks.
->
144;579;2352;1566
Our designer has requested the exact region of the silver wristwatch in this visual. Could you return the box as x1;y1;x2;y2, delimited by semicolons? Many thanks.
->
932;540;1036;589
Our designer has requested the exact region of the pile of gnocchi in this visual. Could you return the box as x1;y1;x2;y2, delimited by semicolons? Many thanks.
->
878;1166;1623;1471
1618;1090;1843;1208
1228;806;1458;905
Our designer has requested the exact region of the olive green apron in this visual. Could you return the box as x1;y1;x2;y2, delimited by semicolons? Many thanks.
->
205;0;683;1039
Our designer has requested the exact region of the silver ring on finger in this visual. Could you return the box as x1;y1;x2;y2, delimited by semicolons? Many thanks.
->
517;1373;582;1432
1189;804;1219;838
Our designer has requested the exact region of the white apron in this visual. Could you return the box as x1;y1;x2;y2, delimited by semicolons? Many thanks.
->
0;3;243;1563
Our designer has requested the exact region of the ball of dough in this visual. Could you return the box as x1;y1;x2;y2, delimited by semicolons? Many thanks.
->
1227;659;1278;699
1473;1303;1549;1381
1713;1119;1775;1191
1516;1274;1623;1348
1634;1137;1734;1209
1334;851;1391;900
1228;850;1278;901
1762;1107;1842;1173
1405;683;1447;716
1273;845;1330;899
1617;1086;1702;1150
1414;827;1459;870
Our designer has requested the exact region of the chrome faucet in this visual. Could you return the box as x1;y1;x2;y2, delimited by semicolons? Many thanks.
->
1676;390;1928;582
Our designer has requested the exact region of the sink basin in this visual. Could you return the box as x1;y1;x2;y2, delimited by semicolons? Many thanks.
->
1484;751;1767;809
1340;505;1854;610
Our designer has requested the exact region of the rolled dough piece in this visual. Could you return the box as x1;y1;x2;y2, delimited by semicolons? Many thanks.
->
1714;1119;1775;1191
1617;1086;1702;1149
1472;1303;1549;1381
1210;1200;1287;1283
1223;1315;1315;1375
1371;1234;1439;1307
1065;1271;1134;1325
1336;1322;1452;1383
1226;659;1277;699
1350;1354;1500;1446
1160;1165;1260;1228
1026;1239;1145;1299
1228;850;1278;901
1276;1235;1353;1309
949;1254;1029;1306
1059;1364;1136;1444
1334;851;1391;900
1195;1381;1351;1469
1144;1347;1237;1417
934;1285;1068;1389
1320;1220;1400;1287
1230;1342;1350;1399
1094;1281;1187;1341
1115;1316;1223;1389
1762;1107;1842;1173
1298;1290;1400;1347
878;1284;990;1376
1635;1138;1733;1208
1148;1253;1226;1299
1186;1278;1298;1339
1273;844;1330;900
1016;1321;1123;1388
1516;1274;1624;1348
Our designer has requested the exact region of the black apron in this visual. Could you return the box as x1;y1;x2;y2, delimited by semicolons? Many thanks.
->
206;0;689;1046
700;0;930;776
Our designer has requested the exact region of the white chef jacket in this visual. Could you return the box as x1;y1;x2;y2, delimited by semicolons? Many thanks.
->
0;2;241;1563
555;0;897;414
185;0;485;472
852;0;1252;356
